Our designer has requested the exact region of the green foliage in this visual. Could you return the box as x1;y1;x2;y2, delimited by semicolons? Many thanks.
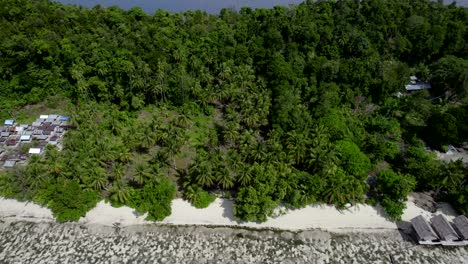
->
128;178;176;221
335;140;372;179
402;146;442;190
0;0;467;223
426;112;458;149
430;56;468;99
184;185;216;209
42;179;100;222
234;186;277;222
376;170;416;221
380;198;406;222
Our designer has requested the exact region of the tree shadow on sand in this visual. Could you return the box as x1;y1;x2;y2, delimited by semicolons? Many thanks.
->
220;198;242;224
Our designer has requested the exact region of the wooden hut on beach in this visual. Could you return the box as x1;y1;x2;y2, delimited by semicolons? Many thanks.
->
411;215;440;245
453;215;468;242
430;215;462;245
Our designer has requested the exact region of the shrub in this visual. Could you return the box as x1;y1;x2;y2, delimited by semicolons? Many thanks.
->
380;198;406;221
45;179;100;222
376;169;416;221
129;178;176;221
185;185;216;209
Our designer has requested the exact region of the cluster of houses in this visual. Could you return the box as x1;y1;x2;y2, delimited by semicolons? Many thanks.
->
0;114;70;168
411;215;468;246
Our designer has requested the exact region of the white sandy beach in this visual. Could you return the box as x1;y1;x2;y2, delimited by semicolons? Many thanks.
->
0;196;459;231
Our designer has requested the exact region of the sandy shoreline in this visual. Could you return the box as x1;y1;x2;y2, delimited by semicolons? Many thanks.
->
0;196;459;232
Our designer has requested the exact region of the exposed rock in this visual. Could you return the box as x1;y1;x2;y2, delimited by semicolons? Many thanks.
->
0;221;467;263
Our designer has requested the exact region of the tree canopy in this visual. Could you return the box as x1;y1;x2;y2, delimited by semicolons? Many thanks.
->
0;0;467;222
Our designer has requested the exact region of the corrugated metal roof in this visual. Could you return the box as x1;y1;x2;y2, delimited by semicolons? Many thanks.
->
4;120;14;126
405;83;432;91
20;135;31;141
28;148;41;154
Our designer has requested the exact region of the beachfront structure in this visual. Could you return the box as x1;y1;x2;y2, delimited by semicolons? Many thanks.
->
430;215;461;245
453;215;468;241
411;215;440;245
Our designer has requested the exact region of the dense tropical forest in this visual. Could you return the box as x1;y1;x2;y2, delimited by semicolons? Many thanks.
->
0;0;467;222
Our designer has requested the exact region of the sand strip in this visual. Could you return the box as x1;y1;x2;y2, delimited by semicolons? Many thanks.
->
0;196;459;231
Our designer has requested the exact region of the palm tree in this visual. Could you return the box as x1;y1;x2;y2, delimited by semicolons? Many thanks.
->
87;167;108;191
107;112;122;135
138;127;157;150
184;184;197;202
93;139;115;164
227;150;243;172
25;162;48;190
307;140;338;173
223;122;240;145
237;165;253;187
189;154;215;188
195;171;215;188
117;147;132;164
132;163;151;185
250;143;268;163
111;162;126;181
322;166;365;208
109;180;132;204
285;130;311;165
216;166;234;189
174;114;192;128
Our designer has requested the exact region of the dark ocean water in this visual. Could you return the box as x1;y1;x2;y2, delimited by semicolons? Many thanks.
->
55;0;466;14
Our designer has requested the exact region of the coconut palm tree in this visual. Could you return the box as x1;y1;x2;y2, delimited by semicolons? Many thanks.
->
285;129;311;165
195;171;215;188
111;162;126;181
133;163;151;185
109;180;132;204
237;165;253;187
189;154;215;187
87;167;108;191
174;114;192;128
223;122;240;145
139;128;156;150
216;165;234;189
